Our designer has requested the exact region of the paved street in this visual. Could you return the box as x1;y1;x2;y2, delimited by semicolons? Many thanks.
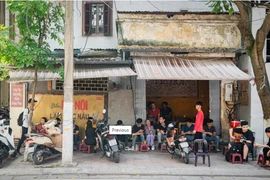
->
0;175;270;180
0;148;269;179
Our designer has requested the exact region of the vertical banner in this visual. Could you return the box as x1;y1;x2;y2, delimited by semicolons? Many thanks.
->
10;83;24;107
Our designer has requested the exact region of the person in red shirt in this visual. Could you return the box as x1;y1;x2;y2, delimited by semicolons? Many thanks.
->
193;101;204;140
147;102;160;125
35;117;48;134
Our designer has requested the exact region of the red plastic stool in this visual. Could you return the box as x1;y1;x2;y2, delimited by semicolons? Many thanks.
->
140;143;149;152
160;144;167;152
257;154;265;165
79;143;91;154
223;147;228;156
208;142;216;152
230;153;242;164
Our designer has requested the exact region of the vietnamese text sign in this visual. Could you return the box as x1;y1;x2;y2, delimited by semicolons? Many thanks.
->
109;126;132;135
10;83;23;107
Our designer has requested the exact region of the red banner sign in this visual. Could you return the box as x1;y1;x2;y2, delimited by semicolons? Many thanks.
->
10;84;24;107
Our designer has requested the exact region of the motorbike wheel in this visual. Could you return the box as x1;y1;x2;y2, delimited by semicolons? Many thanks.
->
113;152;120;163
182;152;189;164
166;143;174;155
0;158;3;169
10;151;17;158
33;149;44;165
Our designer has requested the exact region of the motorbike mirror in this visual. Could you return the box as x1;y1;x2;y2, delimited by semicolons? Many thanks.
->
102;109;106;114
56;112;61;117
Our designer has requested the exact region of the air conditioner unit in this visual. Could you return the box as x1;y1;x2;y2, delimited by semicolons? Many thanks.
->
225;83;233;101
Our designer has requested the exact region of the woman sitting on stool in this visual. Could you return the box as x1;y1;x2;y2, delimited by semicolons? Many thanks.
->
84;119;98;153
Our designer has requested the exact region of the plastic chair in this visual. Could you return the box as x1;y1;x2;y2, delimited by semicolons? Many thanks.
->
208;141;216;152
79;143;91;154
230;153;242;164
140;143;149;152
160;143;167;152
257;154;265;165
194;139;210;167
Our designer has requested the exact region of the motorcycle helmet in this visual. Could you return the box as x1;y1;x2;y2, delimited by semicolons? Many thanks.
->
167;122;175;131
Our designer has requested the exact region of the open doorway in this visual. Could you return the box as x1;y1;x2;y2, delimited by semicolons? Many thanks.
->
146;80;209;128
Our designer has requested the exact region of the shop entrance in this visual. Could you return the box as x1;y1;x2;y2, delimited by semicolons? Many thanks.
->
146;80;209;126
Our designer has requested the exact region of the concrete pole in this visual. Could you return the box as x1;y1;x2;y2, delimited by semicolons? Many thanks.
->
62;0;74;165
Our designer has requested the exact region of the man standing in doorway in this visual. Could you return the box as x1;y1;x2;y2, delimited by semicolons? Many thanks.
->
160;102;172;126
193;101;204;140
16;98;37;155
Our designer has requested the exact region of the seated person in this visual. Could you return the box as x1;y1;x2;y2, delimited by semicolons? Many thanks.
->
147;102;160;125
263;127;270;167
255;127;270;167
166;123;178;148
144;119;155;150
228;120;254;162
160;102;172;126
130;118;145;151
85;117;94;130
73;120;80;150
35;117;48;134
203;119;220;152
181;118;194;142
115;120;129;147
156;116;167;150
84;120;98;152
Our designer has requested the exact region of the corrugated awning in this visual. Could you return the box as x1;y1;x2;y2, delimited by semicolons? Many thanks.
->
133;57;253;80
8;67;136;83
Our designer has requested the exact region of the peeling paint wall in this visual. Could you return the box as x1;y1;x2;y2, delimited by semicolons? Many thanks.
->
117;14;241;50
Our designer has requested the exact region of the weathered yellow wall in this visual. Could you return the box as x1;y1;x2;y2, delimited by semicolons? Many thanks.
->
32;94;104;138
147;81;209;121
117;13;241;50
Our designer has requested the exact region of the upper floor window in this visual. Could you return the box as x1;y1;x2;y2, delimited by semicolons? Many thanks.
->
83;1;113;36
0;1;5;25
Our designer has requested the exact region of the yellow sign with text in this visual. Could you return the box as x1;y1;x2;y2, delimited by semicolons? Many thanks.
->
31;94;104;138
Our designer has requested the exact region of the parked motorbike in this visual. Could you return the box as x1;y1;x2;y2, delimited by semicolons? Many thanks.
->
27;117;62;165
0;106;9;120
96;109;120;163
0;115;16;168
166;123;190;164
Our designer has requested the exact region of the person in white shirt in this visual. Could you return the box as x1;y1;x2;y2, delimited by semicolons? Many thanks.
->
16;98;37;155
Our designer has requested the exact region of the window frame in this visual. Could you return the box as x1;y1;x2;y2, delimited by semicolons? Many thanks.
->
82;1;113;37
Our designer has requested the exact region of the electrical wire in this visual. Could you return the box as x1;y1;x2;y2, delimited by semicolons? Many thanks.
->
147;0;161;11
76;0;81;17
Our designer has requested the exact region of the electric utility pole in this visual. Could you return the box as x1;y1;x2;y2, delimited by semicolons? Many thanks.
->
62;0;74;165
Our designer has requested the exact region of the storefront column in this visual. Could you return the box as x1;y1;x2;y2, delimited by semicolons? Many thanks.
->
209;80;221;135
135;79;146;121
220;80;233;142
